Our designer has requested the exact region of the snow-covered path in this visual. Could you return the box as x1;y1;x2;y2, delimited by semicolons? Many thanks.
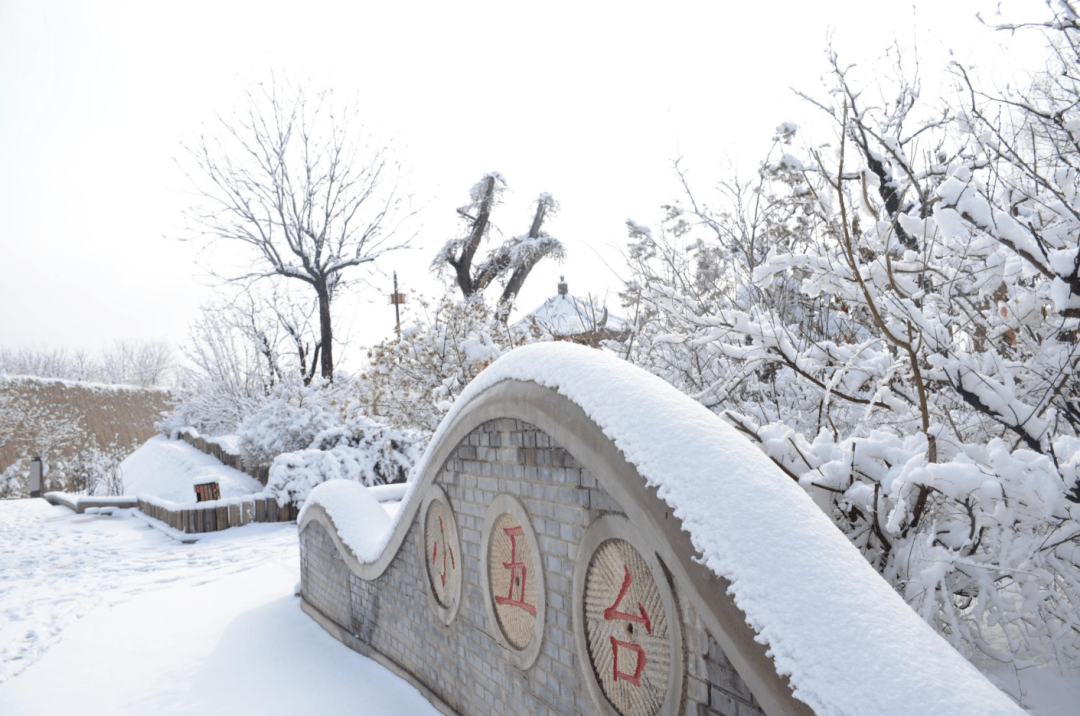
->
0;499;295;683
0;499;441;715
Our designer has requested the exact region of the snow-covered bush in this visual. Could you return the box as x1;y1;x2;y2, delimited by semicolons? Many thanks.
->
158;304;274;437
265;409;417;505
236;378;348;466
0;457;35;499
65;442;128;496
160;286;337;438
622;19;1080;675
360;296;520;438
0;383;86;498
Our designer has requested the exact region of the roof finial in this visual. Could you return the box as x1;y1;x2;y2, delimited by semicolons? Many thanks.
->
558;275;568;295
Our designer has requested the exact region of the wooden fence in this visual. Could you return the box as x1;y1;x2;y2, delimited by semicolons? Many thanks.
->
177;430;269;485
137;494;298;534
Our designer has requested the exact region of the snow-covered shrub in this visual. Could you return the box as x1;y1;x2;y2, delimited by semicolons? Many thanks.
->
158;304;273;437
236;378;348;466
0;383;86;498
265;409;417;505
359;296;520;438
65;442;128;496
0;459;28;499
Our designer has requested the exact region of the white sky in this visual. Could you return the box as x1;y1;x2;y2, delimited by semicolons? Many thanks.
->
0;0;1048;370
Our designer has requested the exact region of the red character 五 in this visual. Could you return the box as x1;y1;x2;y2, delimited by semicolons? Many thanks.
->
494;525;536;616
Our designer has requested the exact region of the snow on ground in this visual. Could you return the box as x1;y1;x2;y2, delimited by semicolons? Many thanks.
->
121;435;264;503
0;498;440;716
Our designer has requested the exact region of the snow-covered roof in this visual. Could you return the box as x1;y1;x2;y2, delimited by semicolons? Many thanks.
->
302;342;1025;716
516;277;626;336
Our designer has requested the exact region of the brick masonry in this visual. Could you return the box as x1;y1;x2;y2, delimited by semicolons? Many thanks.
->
300;418;766;716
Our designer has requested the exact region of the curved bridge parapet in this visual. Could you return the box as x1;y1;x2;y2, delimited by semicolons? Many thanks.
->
298;343;1024;716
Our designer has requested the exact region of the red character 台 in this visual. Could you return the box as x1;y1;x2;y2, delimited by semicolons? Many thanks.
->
609;637;648;687
604;564;652;686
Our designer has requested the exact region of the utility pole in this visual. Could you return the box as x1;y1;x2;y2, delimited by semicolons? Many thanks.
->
389;271;407;337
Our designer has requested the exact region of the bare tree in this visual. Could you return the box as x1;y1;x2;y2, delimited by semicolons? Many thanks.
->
227;284;324;387
100;339;175;387
0;342;174;386
162;303;274;436
181;74;411;380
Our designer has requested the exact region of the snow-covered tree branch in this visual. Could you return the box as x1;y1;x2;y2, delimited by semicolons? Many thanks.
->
432;173;564;320
621;18;1080;674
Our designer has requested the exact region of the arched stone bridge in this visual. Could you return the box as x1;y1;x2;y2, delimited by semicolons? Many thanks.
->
298;343;1023;716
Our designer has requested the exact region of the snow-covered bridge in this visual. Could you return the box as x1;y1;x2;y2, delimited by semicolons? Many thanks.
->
298;342;1023;716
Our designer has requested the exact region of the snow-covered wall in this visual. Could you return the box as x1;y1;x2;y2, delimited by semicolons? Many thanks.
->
0;375;172;472
298;343;1026;716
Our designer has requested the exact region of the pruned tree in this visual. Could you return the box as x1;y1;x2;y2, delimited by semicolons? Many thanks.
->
432;173;565;320
180;74;411;380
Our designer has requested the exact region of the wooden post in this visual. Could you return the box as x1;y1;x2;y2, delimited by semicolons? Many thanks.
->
390;271;407;337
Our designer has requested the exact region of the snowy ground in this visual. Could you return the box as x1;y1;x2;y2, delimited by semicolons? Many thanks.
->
0;499;440;715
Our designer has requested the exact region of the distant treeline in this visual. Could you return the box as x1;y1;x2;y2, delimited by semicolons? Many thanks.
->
0;341;175;388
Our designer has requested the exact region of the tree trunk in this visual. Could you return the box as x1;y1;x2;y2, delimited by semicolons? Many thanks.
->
498;199;550;308
454;175;498;298
317;283;334;381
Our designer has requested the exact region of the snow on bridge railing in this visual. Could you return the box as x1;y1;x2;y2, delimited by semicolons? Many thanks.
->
299;342;1027;716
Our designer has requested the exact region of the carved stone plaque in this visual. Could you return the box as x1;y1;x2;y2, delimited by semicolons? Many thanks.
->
584;538;671;716
424;496;461;612
489;512;539;650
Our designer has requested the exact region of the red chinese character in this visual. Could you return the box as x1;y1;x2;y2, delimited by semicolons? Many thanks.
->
494;525;536;616
432;516;456;588
610;637;648;686
603;564;652;687
604;564;652;635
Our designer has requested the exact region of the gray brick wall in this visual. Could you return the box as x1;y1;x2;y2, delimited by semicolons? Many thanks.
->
300;418;764;716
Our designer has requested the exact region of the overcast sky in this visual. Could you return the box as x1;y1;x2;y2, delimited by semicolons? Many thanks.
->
0;0;1047;370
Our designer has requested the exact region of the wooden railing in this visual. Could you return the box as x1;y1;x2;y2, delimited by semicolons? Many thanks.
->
176;430;269;485
137;493;297;534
